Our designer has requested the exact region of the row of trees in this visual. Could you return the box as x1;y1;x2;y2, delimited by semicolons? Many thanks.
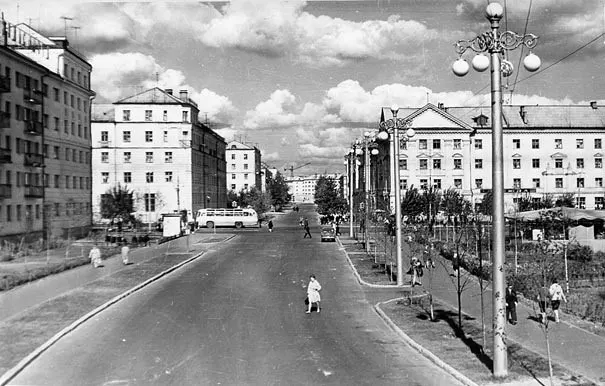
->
314;176;348;215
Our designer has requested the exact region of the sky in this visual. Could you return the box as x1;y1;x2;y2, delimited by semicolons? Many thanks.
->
2;0;605;176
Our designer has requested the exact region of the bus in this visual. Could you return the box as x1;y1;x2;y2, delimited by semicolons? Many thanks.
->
195;208;259;229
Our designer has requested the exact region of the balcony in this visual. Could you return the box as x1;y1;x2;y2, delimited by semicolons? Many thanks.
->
0;111;10;128
24;120;43;136
24;185;43;198
24;152;44;167
0;147;11;163
23;88;43;104
0;75;10;93
0;184;11;199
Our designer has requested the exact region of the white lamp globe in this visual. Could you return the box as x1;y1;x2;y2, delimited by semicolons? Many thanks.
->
472;54;490;72
377;131;389;141
390;104;399;115
452;58;470;77
485;2;504;19
355;148;363;155
371;148;379;156
356;160;362;166
523;53;541;72
405;128;416;138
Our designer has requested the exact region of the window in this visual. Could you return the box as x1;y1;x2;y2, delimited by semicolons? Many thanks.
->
555;178;563;188
454;179;462;188
123;152;131;163
145;131;153;142
596;197;604;210
555;158;563;168
231;184;236;190
101;152;108;163
144;193;156;212
419;139;427;150
16;205;21;221
420;179;428;189
433;159;441;169
231;164;236;170
532;139;539;149
100;131;108;142
596;158;602;168
123;131;131;142
5;205;10;222
165;152;173;163
145;110;152;121
232;174;236;180
182;111;189;122
475;139;483;149
123;110;130;121
146;172;154;183
577;158;584;169
231;154;235;160
454;159;462;169
596;178;603;188
555;138;562;149
453;139;462;150
53;88;60;101
165;171;173;182
513;139;520;149
145;152;153;163
64;120;68;134
433;139;441;149
532;159;540;168
400;139;407;150
65;148;71;161
73;176;77;189
244;173;249;180
54;175;59;188
513;159;521;169
163;110;168;121
434;179;442;189
532;178;541;188
163;131;168;142
475;159;483;169
244;164;248;170
475;179;483;188
399;159;407;170
513;178;521;189
576;139;584;149
243;154;248;160
54;117;59;131
419;159;428;170
577;197;586;209
101;172;109;183
595;139;602;149
577;178;585;188
400;179;408;190
244;184;249;190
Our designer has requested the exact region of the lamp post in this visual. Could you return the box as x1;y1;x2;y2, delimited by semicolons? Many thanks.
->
378;105;415;286
452;2;540;378
346;147;356;238
360;132;380;253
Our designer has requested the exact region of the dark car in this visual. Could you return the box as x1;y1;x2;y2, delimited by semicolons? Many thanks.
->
320;226;336;242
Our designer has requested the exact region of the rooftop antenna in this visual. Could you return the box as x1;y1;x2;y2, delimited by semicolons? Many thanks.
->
60;16;73;37
70;26;80;47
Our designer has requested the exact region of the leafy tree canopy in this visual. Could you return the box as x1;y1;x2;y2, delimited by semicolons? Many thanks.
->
314;176;347;215
267;172;291;211
100;183;135;222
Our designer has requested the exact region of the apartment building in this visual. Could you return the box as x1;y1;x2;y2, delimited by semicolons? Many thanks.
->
91;87;227;225
0;21;94;241
225;140;262;193
370;103;605;213
287;173;342;203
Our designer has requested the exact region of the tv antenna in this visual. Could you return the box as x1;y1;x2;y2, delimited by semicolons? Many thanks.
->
60;16;73;36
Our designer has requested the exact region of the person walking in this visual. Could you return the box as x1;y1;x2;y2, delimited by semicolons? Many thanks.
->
89;244;103;268
549;278;567;323
303;217;312;238
121;242;130;265
410;257;423;287
536;285;550;324
268;220;274;233
306;274;322;313
505;283;518;325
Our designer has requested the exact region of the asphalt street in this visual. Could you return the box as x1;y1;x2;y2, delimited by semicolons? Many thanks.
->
10;207;463;386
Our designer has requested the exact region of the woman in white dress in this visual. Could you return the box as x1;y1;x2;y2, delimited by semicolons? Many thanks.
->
306;274;322;314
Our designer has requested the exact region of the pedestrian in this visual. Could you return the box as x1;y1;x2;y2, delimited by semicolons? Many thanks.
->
410;257;423;286
334;221;340;236
536;285;550;324
452;253;460;277
268;220;274;233
549;278;567;323
89;244;103;268
505;283;518;325
121;242;130;265
303;217;312;238
306;274;322;313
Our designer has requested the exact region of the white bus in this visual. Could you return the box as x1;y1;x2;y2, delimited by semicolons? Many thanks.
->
195;208;259;229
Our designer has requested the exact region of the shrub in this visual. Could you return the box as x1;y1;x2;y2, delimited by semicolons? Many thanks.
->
567;244;593;262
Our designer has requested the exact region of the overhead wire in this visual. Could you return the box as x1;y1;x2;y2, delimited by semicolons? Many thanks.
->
508;0;533;104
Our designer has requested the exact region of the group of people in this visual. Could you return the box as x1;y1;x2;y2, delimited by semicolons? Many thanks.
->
89;242;132;268
505;278;567;325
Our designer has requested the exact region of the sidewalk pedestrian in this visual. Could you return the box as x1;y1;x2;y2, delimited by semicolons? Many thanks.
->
121;242;130;265
306;274;322;313
410;257;423;287
303;217;312;238
549;278;567;323
89;244;103;268
536;285;550;324
505;283;518;325
268;220;274;233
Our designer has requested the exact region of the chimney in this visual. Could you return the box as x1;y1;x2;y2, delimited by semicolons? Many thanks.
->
179;89;188;101
165;88;173;95
590;101;598;109
437;102;444;110
519;106;528;124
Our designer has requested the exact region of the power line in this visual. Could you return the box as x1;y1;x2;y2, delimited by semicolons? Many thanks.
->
508;0;533;104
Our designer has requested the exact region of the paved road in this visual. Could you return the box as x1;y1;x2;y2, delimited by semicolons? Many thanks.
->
10;206;463;385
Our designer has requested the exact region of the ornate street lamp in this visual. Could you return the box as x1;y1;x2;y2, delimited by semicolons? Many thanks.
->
451;2;540;378
378;105;415;286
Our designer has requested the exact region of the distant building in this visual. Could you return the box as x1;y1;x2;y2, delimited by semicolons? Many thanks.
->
0;21;94;241
91;87;227;225
225;140;262;193
286;173;342;203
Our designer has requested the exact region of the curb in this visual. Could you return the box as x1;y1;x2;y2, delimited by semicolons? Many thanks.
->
374;298;479;386
337;236;410;289
0;249;209;385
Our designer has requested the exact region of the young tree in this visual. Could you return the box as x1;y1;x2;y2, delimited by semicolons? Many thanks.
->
400;186;424;220
267;172;290;211
555;192;576;208
100;183;135;222
478;189;493;216
314;176;347;215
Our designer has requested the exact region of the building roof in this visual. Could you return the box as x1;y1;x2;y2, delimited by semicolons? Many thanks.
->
115;87;195;106
383;103;605;130
227;140;258;151
91;104;115;122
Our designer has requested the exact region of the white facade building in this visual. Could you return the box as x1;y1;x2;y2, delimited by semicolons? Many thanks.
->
225;140;262;193
287;173;342;203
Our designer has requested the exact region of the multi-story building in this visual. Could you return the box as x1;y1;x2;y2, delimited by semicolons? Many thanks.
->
91;87;227;225
287;173;342;203
364;103;605;213
0;21;94;241
225;140;262;193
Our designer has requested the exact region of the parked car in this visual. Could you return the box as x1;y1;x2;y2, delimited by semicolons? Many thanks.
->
321;226;336;242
